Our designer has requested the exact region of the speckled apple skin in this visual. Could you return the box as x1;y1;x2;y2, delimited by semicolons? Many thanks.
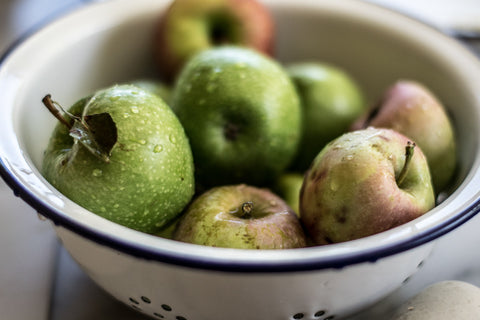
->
42;85;195;233
172;46;301;188
174;184;307;249
352;80;456;193
300;128;435;245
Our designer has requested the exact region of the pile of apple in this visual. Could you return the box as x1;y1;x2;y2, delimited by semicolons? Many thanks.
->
41;0;456;250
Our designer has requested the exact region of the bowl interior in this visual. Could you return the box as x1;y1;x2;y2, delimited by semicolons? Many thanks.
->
1;0;480;268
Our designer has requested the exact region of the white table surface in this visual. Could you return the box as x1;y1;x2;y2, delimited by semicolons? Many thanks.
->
0;1;479;319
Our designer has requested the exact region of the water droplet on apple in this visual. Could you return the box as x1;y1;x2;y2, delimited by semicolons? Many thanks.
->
138;139;146;145
110;96;120;102
388;154;394;160
130;106;139;114
92;169;103;177
420;102;429;111
123;113;130;118
365;130;383;140
153;144;163;153
228;207;240;216
169;134;177;144
330;180;339;191
343;155;354;161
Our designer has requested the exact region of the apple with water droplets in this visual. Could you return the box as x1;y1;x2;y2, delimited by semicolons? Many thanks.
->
172;46;301;188
42;84;195;233
351;80;456;193
300;127;435;245
173;184;307;249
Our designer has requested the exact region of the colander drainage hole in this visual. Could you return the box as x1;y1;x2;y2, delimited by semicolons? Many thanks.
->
128;297;188;320
402;276;411;284
291;310;335;320
162;304;172;311
153;313;187;320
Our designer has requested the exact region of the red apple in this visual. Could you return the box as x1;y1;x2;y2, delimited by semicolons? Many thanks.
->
154;0;274;81
351;80;456;193
300;128;435;245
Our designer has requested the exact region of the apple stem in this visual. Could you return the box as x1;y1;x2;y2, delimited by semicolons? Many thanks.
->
42;94;73;129
397;141;416;186
240;201;254;218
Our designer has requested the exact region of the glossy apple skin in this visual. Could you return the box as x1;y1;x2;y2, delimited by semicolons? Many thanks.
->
154;0;274;80
130;79;172;105
42;85;195;234
287;62;366;172
300;128;435;245
173;184;307;249
351;80;456;193
172;46;302;188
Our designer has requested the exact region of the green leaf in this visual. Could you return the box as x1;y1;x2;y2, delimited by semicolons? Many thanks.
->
69;113;117;163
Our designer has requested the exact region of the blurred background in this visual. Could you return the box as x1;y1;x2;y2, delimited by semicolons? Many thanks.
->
0;0;478;319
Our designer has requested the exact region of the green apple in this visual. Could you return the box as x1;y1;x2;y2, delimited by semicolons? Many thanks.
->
154;0;274;81
130;79;172;105
300;127;435;245
42;84;195;233
273;173;304;217
287;62;366;171
351;80;456;193
173;184;307;249
155;218;180;239
172;46;302;187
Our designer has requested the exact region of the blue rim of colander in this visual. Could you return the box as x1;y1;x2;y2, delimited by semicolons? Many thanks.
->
1;0;480;273
2;160;480;273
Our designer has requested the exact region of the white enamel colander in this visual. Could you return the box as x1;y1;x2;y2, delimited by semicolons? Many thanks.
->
1;0;480;319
